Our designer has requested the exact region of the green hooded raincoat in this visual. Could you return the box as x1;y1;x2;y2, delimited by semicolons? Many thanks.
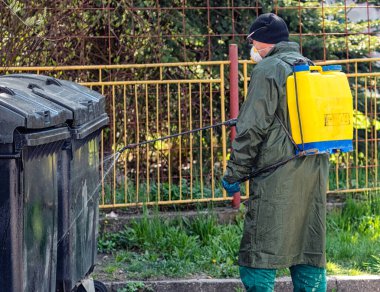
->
223;41;329;269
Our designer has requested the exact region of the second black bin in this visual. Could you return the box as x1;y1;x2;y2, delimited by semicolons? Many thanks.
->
0;74;109;291
0;84;71;292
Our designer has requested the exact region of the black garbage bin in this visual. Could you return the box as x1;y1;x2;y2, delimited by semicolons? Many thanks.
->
0;84;72;292
0;74;109;291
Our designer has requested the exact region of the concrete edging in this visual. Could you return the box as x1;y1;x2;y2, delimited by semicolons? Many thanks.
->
104;275;380;292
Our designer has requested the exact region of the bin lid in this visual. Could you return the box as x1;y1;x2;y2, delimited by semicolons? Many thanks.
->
0;84;72;144
0;74;106;127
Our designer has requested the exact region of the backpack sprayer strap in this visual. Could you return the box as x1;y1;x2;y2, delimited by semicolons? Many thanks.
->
274;113;301;153
278;57;315;153
292;59;309;151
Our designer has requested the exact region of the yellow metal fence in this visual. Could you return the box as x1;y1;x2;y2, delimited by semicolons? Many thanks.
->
1;58;379;208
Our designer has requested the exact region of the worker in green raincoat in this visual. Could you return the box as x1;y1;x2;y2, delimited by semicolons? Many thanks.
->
222;13;329;291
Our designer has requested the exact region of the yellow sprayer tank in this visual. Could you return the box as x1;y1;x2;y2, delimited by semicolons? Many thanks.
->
286;64;353;154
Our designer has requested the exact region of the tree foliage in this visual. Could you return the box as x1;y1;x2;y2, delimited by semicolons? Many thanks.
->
0;0;378;67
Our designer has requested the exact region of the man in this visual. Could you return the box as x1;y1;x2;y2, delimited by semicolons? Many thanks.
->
222;13;329;291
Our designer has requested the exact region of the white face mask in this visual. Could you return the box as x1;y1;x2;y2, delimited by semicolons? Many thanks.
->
250;45;274;63
250;46;262;63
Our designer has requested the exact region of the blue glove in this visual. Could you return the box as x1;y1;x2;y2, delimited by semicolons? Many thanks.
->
221;178;240;196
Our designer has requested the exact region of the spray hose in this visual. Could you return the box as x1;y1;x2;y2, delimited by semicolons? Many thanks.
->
118;118;238;154
234;111;318;183
237;148;317;183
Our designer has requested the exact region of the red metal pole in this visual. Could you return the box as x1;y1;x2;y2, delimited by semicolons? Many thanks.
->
229;44;240;209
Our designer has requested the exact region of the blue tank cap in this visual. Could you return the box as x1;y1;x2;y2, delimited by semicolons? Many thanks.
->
322;65;342;72
293;64;309;72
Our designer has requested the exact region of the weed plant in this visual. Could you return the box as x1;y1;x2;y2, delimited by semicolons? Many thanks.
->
97;195;380;280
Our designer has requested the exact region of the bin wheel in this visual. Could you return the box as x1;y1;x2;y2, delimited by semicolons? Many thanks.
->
77;280;107;292
94;280;107;292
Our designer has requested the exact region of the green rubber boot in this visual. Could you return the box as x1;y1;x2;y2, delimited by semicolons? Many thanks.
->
239;266;277;292
290;264;327;292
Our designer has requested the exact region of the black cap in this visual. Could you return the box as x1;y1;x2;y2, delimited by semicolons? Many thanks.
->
247;13;289;44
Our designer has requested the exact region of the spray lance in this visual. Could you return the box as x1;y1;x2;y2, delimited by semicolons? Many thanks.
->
117;118;238;154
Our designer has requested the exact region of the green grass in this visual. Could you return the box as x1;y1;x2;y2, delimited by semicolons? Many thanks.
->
97;196;380;280
326;195;380;274
98;210;243;279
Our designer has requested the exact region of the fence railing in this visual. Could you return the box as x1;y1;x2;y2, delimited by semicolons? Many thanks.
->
83;62;235;207
1;54;379;208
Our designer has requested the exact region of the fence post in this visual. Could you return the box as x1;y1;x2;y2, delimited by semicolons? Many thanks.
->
229;44;240;209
